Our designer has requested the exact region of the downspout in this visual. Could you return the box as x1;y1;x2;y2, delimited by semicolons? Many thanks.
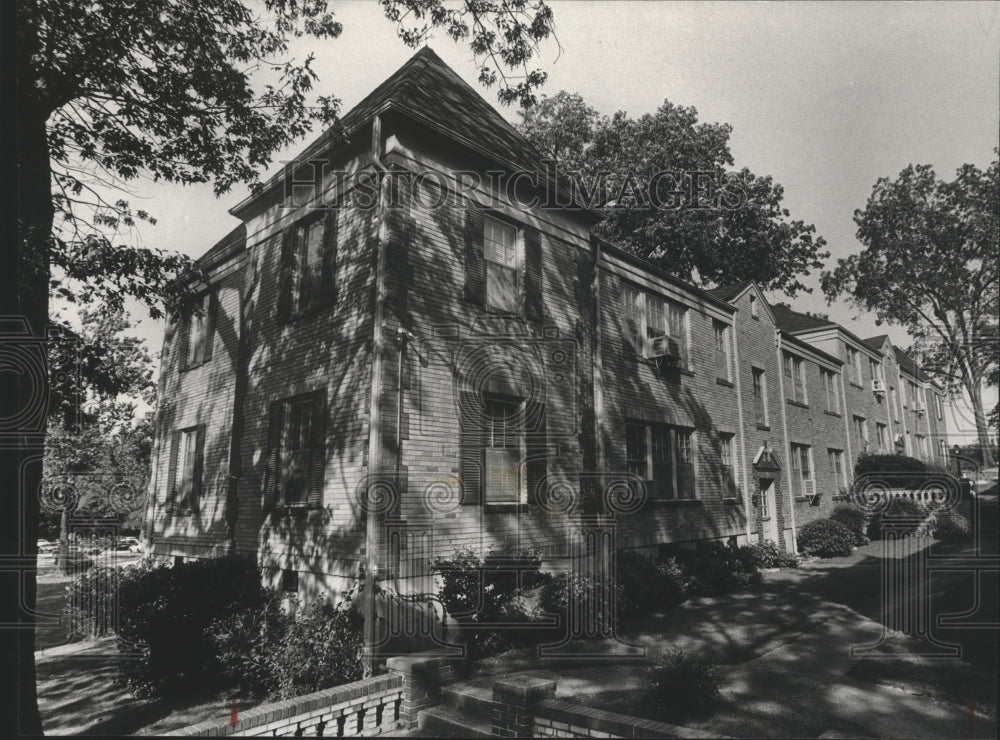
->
840;366;854;472
729;308;752;541
362;114;390;675
775;331;797;553
591;236;606;502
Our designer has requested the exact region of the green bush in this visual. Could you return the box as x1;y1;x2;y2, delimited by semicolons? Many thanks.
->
797;519;854;558
830;504;870;547
432;548;546;658
930;509;971;541
644;650;721;721
615;550;690;616
867;495;928;539
209;593;285;698
539;572;622;636
115;556;268;698
675;540;762;595
269;594;364;699
739;540;799;569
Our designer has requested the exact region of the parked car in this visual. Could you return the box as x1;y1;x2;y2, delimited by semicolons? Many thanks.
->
36;539;57;555
116;537;142;553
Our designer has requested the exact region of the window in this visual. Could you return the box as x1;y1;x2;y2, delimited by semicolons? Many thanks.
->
939;439;949;461
784;353;808;404
789;443;813;498
916;435;927;459
720;433;738;497
853;415;868;449
484;215;520;313
846;346;862;384
625;421;695;500
713;321;731;381
620;283;688;365
935;393;944;420
828;448;847;492
752;367;768;426
180;291;214;370
869;359;883;387
169;425;205;512
484;396;525;503
281;569;299;594
749;293;760;319
822;369;839;412
876;422;888;452
279;213;337;319
264;391;328;509
892;385;902;419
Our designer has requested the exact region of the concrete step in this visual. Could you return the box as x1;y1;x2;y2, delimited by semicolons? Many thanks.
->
441;682;494;719
417;704;492;738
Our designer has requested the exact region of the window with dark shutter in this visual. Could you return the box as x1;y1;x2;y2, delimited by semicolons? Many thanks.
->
483;396;523;504
525;403;546;507
523;226;543;322
263;400;284;511
307;391;328;509
463;207;486;307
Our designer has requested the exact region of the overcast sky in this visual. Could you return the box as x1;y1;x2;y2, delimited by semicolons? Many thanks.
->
105;1;998;431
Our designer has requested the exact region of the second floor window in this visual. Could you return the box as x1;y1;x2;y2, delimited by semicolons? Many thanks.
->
484;216;520;313
846;346;862;384
713;322;731;381
620;283;689;366
752;367;768;426
279;212;338;320
784;353;807;404
822;369;839;412
179;291;215;371
876;422;888;452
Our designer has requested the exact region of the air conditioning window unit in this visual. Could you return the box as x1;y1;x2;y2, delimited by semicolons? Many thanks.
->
871;379;886;395
645;335;682;363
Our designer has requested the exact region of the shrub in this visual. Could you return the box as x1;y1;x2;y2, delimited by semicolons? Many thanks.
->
644;650;721;721
432;548;545;658
867;495;929;539
115;556;268;698
739;540;799;570
797;519;854;558
209;593;285;698
269;593;364;699
615;550;690;617
539;572;622;636
929;509;971;541
830;504;870;547
66;564;118;638
855;453;929;490
675;540;762;595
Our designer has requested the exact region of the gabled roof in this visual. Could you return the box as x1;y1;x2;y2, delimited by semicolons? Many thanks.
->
893;346;928;381
231;47;588;219
197;223;246;269
707;280;753;302
863;334;890;352
770;303;837;334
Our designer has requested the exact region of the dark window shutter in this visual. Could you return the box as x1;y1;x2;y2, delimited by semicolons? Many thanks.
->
308;390;328;509
177;319;189;372
202;290;217;363
263;401;284;511
191;424;206;512
463;206;485;306
459;391;483;505
526;403;547;506
524;226;543;322
166;430;180;511
277;227;296;320
320;210;339;306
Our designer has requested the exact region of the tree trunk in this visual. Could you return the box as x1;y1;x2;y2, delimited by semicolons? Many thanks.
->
16;98;55;736
966;381;997;469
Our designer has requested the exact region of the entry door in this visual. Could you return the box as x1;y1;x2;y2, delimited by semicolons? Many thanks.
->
760;479;779;542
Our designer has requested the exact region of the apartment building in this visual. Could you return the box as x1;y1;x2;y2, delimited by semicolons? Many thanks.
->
147;48;951;601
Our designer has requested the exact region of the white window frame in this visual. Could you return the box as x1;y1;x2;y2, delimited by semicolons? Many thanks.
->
482;394;527;505
713;321;731;381
620;284;690;365
483;214;523;313
752;367;769;426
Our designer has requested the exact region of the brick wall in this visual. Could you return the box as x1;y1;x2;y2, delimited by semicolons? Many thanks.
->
596;257;747;549
168;674;403;737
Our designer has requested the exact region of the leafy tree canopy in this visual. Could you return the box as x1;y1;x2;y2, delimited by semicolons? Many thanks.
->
823;155;999;465
518;91;829;296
